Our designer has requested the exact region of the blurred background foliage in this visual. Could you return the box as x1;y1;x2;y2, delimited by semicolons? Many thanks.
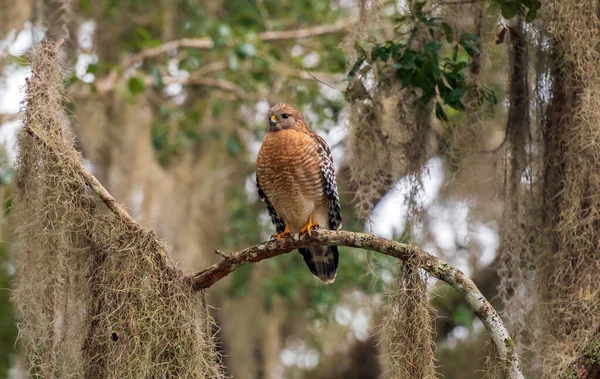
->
0;0;570;378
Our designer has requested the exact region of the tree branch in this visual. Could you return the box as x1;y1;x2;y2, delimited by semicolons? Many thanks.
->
83;20;351;97
0;113;18;124
258;19;352;41
23;127;139;228
185;229;523;379
120;19;352;70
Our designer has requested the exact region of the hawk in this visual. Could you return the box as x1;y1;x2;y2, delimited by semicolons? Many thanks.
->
256;103;342;284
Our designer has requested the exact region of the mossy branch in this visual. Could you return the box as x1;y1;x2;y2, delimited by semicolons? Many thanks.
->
23;127;139;228
185;230;523;379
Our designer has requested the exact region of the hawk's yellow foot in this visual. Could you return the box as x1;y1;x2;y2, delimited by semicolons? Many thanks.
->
272;222;291;240
300;215;319;237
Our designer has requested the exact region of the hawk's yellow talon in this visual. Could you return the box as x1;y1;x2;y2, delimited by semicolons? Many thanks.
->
300;215;319;237
272;222;291;240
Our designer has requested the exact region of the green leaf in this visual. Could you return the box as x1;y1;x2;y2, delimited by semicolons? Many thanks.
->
136;27;152;41
526;0;541;21
453;61;468;72
150;66;163;89
371;44;390;61
435;102;448;121
127;76;146;95
400;48;417;68
442;22;454;43
444;87;467;105
423;42;442;55
420;89;436;104
459;34;480;57
85;63;98;75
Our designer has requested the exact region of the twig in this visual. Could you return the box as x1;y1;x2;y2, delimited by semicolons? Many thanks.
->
258;19;352;41
0;113;18;124
185;229;523;379
120;38;215;70
304;69;343;92
214;250;231;259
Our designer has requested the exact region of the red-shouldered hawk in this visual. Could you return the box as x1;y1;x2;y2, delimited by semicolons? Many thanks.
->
256;103;342;284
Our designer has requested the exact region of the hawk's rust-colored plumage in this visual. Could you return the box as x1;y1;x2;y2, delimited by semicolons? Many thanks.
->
256;103;342;283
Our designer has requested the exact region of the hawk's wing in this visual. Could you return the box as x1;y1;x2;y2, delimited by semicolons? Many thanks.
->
256;175;286;234
312;134;342;230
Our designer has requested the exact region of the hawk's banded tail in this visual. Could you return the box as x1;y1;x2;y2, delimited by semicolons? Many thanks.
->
299;245;339;284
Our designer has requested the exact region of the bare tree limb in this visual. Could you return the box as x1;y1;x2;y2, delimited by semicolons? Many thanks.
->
120;38;214;69
83;19;351;97
120;19;353;70
185;230;523;379
258;19;352;41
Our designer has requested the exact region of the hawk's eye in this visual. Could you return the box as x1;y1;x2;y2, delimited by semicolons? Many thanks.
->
281;113;289;119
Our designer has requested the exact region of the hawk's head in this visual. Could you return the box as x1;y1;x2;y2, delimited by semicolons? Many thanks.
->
267;103;309;133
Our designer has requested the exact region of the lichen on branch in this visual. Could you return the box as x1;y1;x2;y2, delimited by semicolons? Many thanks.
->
184;229;523;379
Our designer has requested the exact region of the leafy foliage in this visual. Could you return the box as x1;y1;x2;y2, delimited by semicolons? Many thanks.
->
347;1;498;121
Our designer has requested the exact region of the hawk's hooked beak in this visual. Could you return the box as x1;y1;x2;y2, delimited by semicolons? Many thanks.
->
270;115;277;126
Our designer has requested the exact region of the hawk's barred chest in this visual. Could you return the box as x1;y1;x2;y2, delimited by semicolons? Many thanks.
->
256;129;326;228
